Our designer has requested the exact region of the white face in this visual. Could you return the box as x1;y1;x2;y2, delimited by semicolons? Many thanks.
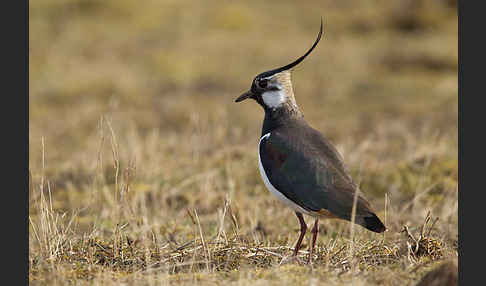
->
254;71;293;110
259;77;289;109
262;89;286;109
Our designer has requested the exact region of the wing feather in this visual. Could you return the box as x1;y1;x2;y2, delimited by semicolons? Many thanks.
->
259;124;375;221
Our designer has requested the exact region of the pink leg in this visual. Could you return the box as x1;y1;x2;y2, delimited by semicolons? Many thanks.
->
309;218;319;263
294;212;307;256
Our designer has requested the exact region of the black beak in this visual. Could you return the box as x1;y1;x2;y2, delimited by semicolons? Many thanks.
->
235;90;253;102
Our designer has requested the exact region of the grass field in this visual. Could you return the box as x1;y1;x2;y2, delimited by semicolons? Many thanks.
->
29;0;458;285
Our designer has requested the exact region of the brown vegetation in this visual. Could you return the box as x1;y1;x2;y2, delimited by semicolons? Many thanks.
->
30;0;457;284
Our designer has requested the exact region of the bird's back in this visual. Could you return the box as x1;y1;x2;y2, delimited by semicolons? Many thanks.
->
259;117;386;233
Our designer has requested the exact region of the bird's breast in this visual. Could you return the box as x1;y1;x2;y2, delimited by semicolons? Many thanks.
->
258;133;310;215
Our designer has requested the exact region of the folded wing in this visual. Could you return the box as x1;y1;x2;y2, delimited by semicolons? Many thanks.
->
259;124;385;233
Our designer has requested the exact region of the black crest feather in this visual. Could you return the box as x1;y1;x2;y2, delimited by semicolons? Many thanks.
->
258;18;323;79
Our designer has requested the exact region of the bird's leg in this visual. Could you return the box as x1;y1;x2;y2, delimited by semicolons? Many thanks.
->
308;218;319;263
294;212;307;256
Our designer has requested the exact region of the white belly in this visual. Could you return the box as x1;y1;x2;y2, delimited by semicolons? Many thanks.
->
258;133;310;215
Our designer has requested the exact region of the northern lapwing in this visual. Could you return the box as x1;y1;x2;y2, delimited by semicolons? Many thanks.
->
235;20;386;262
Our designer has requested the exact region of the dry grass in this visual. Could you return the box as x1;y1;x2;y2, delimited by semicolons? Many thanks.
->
29;0;457;285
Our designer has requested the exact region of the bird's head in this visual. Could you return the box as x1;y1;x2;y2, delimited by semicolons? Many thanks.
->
235;19;323;114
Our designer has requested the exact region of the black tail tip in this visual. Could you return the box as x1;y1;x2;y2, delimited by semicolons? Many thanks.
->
364;214;386;233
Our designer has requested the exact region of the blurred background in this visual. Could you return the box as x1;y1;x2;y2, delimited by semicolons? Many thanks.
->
29;0;457;266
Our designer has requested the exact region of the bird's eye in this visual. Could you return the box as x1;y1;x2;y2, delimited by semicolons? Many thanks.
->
257;79;268;89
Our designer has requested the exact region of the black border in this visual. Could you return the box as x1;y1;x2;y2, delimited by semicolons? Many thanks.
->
22;1;462;284
6;0;28;284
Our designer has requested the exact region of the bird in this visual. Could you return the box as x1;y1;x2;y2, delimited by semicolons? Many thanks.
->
234;19;386;263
